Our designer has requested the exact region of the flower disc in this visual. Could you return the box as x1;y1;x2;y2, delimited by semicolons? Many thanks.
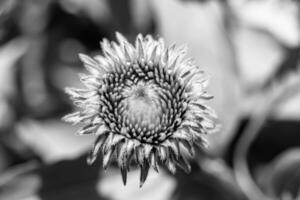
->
63;32;218;187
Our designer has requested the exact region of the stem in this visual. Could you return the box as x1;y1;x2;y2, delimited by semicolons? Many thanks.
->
233;71;300;200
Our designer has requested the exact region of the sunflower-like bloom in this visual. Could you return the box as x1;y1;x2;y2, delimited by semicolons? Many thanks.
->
63;32;218;187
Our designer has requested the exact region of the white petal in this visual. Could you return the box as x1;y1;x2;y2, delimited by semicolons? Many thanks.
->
115;32;128;45
96;124;110;136
144;144;153;160
62;111;81;124
94;55;110;72
78;53;102;75
65;87;95;99
136;34;145;60
79;73;101;89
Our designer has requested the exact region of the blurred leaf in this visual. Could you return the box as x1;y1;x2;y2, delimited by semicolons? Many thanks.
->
173;159;246;200
16;119;93;163
256;148;300;199
0;38;28;96
0;162;40;200
229;0;300;47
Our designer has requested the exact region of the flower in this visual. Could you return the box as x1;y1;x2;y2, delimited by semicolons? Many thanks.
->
63;32;218;187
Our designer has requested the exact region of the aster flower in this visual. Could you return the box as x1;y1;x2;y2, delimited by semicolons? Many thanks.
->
63;32;218;187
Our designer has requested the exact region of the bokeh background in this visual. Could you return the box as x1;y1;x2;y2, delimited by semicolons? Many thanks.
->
0;0;300;199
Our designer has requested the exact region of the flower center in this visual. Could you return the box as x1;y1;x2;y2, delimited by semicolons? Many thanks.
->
134;87;147;98
98;63;187;144
121;82;161;129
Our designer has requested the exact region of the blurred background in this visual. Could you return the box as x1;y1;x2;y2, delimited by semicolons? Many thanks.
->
0;0;299;199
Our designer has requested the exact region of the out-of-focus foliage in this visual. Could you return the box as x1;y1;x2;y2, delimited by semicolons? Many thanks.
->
256;149;300;199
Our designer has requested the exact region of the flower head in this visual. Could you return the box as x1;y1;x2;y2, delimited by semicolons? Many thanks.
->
63;32;218;187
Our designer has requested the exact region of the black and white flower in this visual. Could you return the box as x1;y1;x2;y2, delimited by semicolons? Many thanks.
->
63;32;218;187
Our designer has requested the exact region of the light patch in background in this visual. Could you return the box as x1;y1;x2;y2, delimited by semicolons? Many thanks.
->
274;77;300;120
16;119;94;163
229;0;300;47
59;0;111;25
232;27;284;88
98;169;176;200
229;0;300;88
21;197;41;200
229;0;300;120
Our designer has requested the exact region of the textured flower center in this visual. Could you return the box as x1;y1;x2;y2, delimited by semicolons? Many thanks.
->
122;81;161;130
98;62;186;144
134;85;148;98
